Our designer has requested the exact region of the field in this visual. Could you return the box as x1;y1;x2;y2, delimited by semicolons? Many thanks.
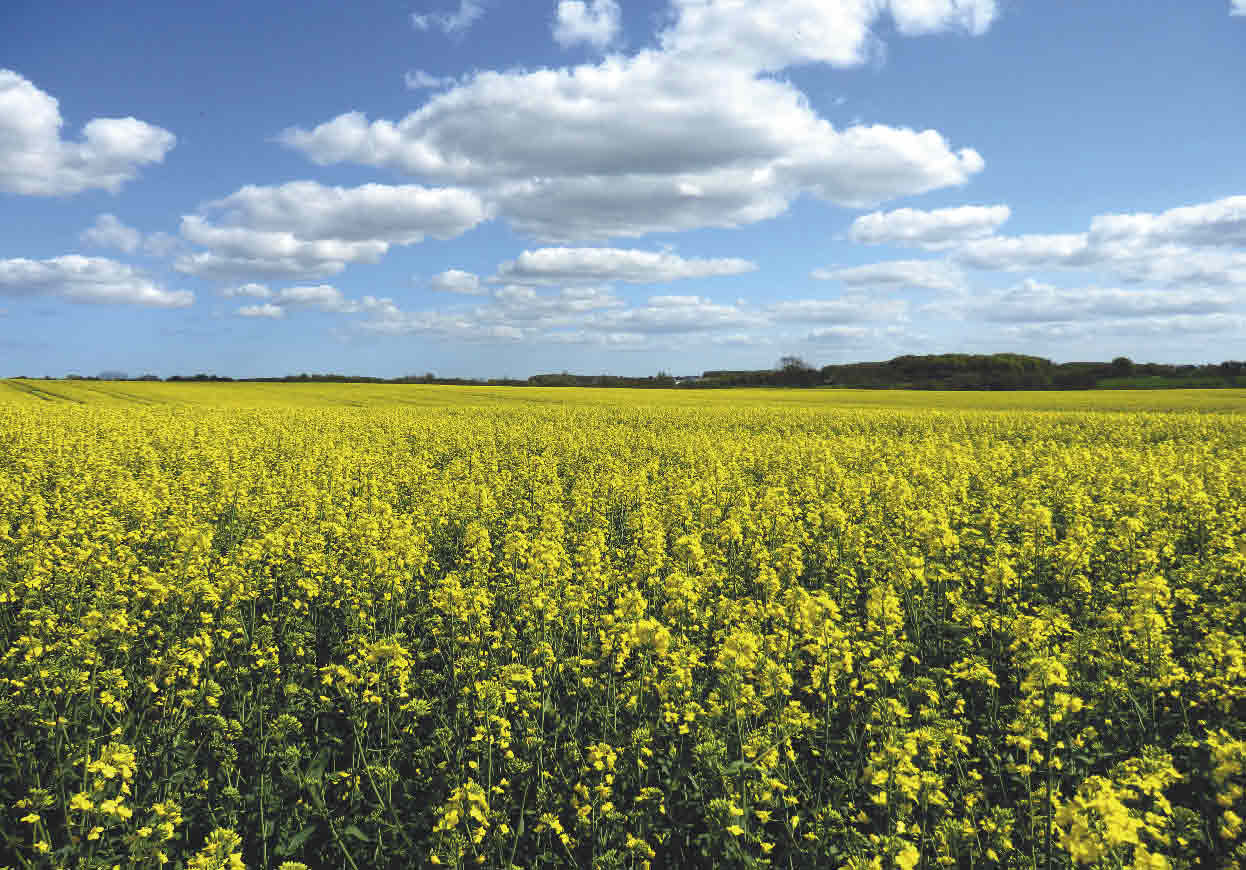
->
2;382;1244;869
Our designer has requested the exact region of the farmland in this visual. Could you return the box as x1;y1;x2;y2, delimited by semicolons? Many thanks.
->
1;383;1244;869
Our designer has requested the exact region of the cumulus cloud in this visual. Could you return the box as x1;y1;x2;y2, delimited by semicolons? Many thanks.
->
1087;196;1246;249
411;1;486;36
806;325;874;344
659;0;998;72
768;296;908;322
235;287;400;321
849;204;1010;247
486;284;624;322
81;214;142;253
223;282;271;298
430;269;484;294
176;216;389;279
999;313;1246;342
204;181;488;245
0;69;175;196
142;232;181;257
812;259;965;292
709;332;772;346
356;285;764;340
952;234;1092;270
351;279;915;348
0;255;192;307
494;247;757;284
175;181;487;279
80;213;181;257
577;297;764;334
960;279;1236;323
280;1;992;241
274;284;358;312
554;0;622;49
404;69;457;90
947;196;1246;288
237;303;284;319
648;294;707;306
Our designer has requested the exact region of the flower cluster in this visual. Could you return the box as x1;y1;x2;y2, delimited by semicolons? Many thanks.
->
1;384;1244;868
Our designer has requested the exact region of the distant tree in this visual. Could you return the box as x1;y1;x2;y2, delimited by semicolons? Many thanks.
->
1111;356;1135;377
98;370;129;381
777;355;814;372
771;355;818;386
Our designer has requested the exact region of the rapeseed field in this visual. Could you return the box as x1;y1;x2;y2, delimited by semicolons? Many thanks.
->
1;382;1244;869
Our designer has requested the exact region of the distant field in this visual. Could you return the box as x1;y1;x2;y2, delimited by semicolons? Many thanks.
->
6;377;1246;413
2;382;1244;868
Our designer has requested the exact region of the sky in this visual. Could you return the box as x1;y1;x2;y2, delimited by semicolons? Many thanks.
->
1;0;1245;379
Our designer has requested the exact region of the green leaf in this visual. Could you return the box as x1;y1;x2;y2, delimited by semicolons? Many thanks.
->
342;824;370;843
277;824;317;856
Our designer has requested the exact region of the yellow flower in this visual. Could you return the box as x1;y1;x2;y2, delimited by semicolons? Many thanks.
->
895;842;919;870
726;824;745;837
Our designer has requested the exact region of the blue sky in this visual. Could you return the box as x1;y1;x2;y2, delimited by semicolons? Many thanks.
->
2;0;1244;378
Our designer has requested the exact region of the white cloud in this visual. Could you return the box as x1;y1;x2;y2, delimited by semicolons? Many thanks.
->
274;284;357;312
648;294;708;306
806;325;874;344
204;181;488;245
554;0;621;49
0;69;175;196
959;279;1236;323
0;255;192;307
485;284;624;322
238;286;399;320
768;296;908;322
849;204;1010;247
948;196;1246;288
412;1;485;36
580;298;764;334
142;232;180;257
176;216;389;279
352;282;912;348
175;181;486;279
280;10;988;242
405;69;457;89
660;0;998;73
81;214;183;258
494;247;757;284
237;303;284;319
430;269;484;294
709;332;772;346
355;286;764;341
999;313;1246;341
1233;1;1245;16
813;259;965;292
1108;245;1246;288
952;234;1092;270
1088;195;1246;249
223;282;271;298
81;214;142;253
888;0;998;35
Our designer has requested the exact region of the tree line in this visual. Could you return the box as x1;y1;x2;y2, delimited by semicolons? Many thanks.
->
20;355;1246;390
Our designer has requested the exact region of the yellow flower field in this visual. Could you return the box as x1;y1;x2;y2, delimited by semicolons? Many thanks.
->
1;382;1244;869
